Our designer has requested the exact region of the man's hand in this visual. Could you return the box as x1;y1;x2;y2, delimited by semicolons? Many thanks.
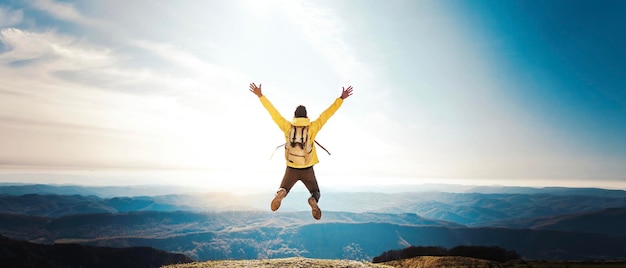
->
341;86;353;100
249;82;263;97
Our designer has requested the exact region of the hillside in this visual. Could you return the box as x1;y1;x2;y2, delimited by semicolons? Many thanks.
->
163;256;505;268
533;207;626;235
383;256;500;268
382;256;626;268
486;207;626;236
163;257;393;268
163;256;626;268
0;234;193;268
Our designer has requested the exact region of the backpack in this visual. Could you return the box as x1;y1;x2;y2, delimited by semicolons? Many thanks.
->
284;125;312;165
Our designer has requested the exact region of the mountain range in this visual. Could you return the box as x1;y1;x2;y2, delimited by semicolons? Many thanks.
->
0;184;624;262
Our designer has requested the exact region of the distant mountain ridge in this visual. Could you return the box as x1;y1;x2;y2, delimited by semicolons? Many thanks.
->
0;183;203;197
0;184;625;261
2;183;625;198
1;186;625;227
466;186;626;198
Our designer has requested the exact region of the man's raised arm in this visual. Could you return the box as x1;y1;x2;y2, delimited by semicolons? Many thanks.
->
250;82;290;132
311;85;354;131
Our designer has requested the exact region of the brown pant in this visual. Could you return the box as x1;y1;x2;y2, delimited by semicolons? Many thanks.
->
279;166;321;202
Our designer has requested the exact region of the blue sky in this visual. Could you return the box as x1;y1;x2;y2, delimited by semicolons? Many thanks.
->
0;0;625;191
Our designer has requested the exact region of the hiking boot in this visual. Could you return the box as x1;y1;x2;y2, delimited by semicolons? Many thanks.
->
308;196;322;220
271;188;287;211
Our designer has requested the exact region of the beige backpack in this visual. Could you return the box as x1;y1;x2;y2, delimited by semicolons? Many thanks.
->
285;125;312;165
269;125;331;163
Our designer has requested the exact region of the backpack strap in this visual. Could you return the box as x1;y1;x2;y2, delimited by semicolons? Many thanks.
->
290;125;297;145
270;142;285;160
315;140;331;155
300;126;308;149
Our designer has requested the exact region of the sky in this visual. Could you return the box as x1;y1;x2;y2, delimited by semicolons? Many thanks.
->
1;0;625;191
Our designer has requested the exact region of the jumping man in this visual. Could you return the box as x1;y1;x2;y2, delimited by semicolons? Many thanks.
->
249;82;353;220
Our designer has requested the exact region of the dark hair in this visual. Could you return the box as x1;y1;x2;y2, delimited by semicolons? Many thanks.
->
294;105;307;118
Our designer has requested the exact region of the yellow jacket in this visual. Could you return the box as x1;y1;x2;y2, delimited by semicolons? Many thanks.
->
259;95;344;168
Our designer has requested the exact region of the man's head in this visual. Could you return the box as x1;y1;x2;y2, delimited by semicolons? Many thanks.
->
294;105;307;118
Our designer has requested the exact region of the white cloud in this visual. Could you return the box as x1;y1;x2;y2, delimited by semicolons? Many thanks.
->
0;7;23;27
0;28;193;169
132;40;244;87
0;28;111;70
27;0;100;27
0;22;272;173
0;28;194;96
